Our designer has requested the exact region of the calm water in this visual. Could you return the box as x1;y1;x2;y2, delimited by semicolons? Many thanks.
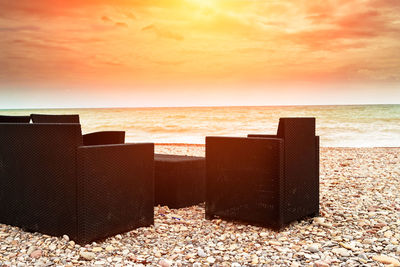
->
1;105;399;147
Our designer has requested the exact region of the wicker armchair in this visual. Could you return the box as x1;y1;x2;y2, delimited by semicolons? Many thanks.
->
0;123;154;244
206;117;319;228
30;114;125;146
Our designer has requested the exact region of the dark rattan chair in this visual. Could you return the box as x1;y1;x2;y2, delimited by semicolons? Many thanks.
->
30;114;125;146
155;154;205;208
206;117;319;229
0;115;31;123
0;123;154;244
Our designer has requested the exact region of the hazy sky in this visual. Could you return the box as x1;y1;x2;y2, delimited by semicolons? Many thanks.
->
1;0;399;108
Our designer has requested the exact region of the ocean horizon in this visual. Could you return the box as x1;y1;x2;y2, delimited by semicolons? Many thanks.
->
1;104;399;147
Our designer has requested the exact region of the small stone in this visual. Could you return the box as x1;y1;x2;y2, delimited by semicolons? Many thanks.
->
158;206;168;214
197;248;206;257
259;232;268;238
30;250;42;259
27;246;36;255
386;245;397;251
291;262;300;267
206;257;215;264
68;241;75;247
339;242;356;251
105;245;114;252
307;244;320;253
384;231;393;238
159;259;172;267
63;235;70;241
193;263;201;267
363;239;374;244
358;253;368;261
313;260;330;267
332;248;351;257
251;255;259;264
80;251;96;261
49;244;57;251
372;255;400;266
92;247;102;252
115;234;122;239
232;263;241;267
269;241;282;246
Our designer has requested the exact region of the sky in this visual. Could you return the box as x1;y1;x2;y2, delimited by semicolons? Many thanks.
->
0;0;399;108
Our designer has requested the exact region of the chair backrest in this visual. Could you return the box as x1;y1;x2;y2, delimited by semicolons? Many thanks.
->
276;117;319;224
0;123;83;239
31;114;80;123
0;115;31;123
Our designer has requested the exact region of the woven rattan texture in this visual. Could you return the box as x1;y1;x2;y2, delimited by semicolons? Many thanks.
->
207;118;319;228
278;118;319;224
77;143;154;244
154;154;205;209
31;114;80;123
206;137;283;227
0;123;82;239
0;115;31;123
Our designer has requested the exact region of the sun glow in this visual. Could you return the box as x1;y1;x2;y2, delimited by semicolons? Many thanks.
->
1;0;400;108
186;0;216;8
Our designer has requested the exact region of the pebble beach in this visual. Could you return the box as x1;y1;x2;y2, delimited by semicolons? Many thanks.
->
0;145;399;266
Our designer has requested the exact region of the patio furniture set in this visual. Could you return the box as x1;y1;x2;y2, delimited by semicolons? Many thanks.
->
0;114;319;244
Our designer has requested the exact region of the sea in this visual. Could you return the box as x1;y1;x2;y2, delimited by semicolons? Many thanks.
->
1;105;399;147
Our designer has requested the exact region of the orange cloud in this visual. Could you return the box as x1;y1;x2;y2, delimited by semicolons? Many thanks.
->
0;0;399;90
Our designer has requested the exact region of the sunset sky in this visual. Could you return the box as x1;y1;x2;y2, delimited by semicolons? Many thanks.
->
1;0;399;108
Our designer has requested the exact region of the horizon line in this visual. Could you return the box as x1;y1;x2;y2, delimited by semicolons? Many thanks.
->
1;103;399;111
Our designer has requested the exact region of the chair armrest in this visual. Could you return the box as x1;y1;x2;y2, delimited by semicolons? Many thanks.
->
82;131;125;146
248;134;277;138
76;143;154;244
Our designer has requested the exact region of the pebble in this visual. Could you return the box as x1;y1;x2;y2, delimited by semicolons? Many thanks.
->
159;259;172;267
80;251;96;261
27;246;36;255
332;247;351;257
105;245;114;251
92;247;102;252
197;248;207;257
307;243;320;253
372;255;400;266
30;250;42;259
206;256;216;264
0;147;399;266
313;260;330;267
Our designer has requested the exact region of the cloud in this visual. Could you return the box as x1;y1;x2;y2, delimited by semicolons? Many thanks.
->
141;24;155;31
126;12;136;20
0;26;41;32
101;16;112;22
150;59;186;66
141;24;183;41
115;22;128;27
1;0;400;86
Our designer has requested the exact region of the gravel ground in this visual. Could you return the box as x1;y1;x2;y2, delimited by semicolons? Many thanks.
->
0;145;399;266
